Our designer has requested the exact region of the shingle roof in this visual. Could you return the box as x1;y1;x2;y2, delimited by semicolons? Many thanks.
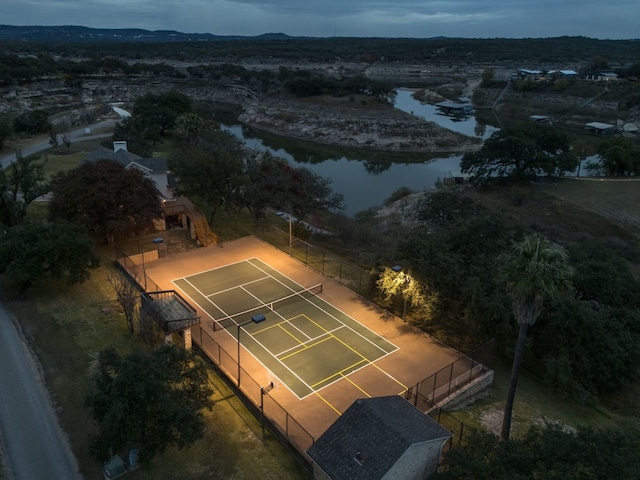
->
307;396;452;480
84;147;168;172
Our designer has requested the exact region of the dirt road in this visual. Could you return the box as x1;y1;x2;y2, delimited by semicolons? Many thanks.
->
0;301;83;480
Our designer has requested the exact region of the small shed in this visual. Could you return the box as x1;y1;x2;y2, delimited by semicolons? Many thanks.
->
307;396;452;480
103;455;126;479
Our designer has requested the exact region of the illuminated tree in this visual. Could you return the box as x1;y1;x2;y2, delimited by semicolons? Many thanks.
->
376;266;430;318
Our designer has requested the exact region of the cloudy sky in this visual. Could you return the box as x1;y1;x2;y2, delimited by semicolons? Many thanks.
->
2;0;638;39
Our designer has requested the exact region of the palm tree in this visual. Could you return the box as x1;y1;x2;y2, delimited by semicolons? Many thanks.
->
499;234;573;441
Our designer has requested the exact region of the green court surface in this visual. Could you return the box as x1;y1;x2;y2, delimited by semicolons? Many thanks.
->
173;258;397;398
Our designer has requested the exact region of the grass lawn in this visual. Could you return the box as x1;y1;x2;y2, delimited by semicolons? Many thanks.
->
449;358;632;440
3;247;309;480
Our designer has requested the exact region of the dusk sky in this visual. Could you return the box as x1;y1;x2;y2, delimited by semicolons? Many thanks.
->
1;0;638;40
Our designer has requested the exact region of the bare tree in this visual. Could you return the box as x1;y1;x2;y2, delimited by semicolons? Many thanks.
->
138;309;164;348
48;130;59;153
107;271;139;333
61;134;72;152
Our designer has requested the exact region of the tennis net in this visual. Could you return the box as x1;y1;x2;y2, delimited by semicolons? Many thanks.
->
212;283;323;331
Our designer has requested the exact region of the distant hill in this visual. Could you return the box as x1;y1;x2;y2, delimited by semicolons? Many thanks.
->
0;25;293;42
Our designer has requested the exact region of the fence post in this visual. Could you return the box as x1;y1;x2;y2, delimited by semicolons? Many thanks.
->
469;358;476;383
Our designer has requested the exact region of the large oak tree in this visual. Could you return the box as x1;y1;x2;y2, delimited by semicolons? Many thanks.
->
169;129;247;222
244;153;344;227
461;124;577;184
0;219;99;295
86;345;214;466
48;159;163;244
0;151;49;227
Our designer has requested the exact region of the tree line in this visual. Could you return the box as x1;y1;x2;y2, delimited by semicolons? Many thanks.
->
3;35;640;65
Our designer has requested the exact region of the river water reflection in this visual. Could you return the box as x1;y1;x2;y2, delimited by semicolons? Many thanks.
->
221;89;494;216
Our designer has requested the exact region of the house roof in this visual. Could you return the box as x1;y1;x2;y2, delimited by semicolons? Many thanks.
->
307;396;452;480
548;69;578;75
84;147;169;173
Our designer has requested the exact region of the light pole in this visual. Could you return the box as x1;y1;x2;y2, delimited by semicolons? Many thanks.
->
139;237;163;291
237;314;266;387
260;381;274;423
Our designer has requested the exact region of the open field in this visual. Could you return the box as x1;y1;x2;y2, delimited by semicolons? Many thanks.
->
550;178;640;238
469;179;640;248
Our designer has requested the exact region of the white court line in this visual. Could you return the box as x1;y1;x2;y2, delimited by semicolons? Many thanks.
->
210;275;271;298
174;258;405;399
247;258;397;355
172;277;230;322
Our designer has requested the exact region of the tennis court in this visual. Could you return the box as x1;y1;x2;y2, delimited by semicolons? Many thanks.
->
173;258;398;398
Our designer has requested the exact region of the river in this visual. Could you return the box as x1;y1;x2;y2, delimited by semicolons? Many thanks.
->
221;89;496;216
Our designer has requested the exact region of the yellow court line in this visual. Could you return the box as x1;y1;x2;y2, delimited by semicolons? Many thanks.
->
301;315;376;364
310;359;366;389
248;319;305;355
253;320;287;335
278;335;333;361
343;374;372;398
314;392;342;416
293;313;408;393
277;324;305;344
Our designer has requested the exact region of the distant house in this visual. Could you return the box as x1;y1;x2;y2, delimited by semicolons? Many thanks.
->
547;69;578;78
586;71;619;81
307;396;453;480
516;68;543;81
84;142;175;200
